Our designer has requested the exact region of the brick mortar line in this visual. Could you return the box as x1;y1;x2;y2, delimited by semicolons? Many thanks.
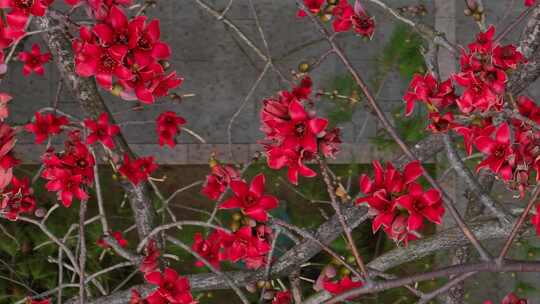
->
14;143;398;164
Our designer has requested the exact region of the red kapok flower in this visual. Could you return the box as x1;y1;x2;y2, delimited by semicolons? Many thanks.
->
396;182;444;231
129;289;144;304
272;291;292;304
403;73;456;115
468;25;495;54
156;111;186;148
502;293;528;304
297;0;324;17
0;0;52;29
42;168;88;207
226;226;270;269
266;146;316;185
144;267;196;304
351;1;375;39
84;112;120;149
525;0;536;6
140;239;159;274
276;99;328;153
191;230;231;269
128;15;172;67
356;160;423;233
202;164;239;200
0;177;35;221
492;45;525;70
332;0;355;32
323;275;363;296
475;123;514;180
427;112;455;133
74;43;132;90
320;127;342;158
18;43;51;76
383;214;418;246
27;298;51;304
97;231;128;248
25;112;69;144
220;173;278;222
0;122;19;176
118;153;158;186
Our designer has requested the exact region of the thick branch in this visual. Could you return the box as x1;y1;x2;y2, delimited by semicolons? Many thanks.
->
34;12;157;242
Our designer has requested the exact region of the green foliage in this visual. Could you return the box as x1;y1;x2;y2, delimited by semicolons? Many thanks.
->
370;108;428;151
321;23;427;153
378;24;426;79
325;75;361;125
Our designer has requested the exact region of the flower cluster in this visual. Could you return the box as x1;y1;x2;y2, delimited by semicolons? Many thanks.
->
357;160;444;245
41;131;95;207
192;225;272;270
118;153;157;186
261;76;340;185
201;163;239;200
156;111;186;148
0;0;52;31
403;25;540;197
72;5;182;103
525;0;536;7
298;0;375;39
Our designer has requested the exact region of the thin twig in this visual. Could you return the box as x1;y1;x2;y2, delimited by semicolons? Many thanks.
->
497;185;540;261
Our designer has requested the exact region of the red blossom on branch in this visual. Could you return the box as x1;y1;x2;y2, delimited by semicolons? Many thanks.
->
118;153;157;186
97;231;128;249
191;230;231;269
84;112;120;148
25;112;69;144
144;267;196;304
18;43;51;76
156;111;186;148
201;163;239;200
225;226;270;269
220;173;278;222
485;292;528;304
28;298;51;304
41;132;95;207
0;176;35;221
140;239;160;274
297;0;324;18
331;0;375;38
356;160;440;244
0;0;52;30
272;291;292;304
323;275;363;297
72;5;181;103
475;122;514;181
261;76;336;185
